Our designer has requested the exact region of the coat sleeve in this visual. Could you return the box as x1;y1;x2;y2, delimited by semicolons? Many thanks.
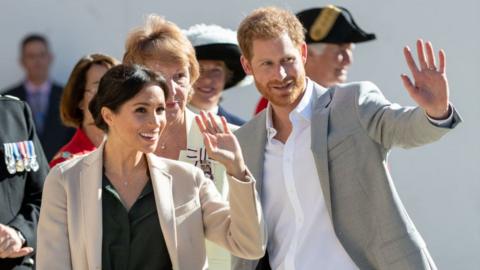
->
198;168;266;259
8;102;49;248
36;166;72;270
352;81;461;149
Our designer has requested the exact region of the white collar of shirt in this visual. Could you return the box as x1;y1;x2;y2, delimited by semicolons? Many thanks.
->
187;104;219;115
265;78;315;142
24;79;51;94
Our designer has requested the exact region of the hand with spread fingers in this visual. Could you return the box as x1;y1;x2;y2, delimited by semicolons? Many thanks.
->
401;39;450;119
195;111;247;180
0;224;33;259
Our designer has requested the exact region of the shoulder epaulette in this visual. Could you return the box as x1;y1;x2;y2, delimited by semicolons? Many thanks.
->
0;94;20;101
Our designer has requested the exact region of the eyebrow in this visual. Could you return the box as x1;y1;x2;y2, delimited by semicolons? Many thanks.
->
132;102;151;106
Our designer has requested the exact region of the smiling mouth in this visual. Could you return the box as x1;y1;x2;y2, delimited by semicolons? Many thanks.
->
195;87;216;94
271;80;294;91
166;100;180;107
140;132;159;141
335;68;348;76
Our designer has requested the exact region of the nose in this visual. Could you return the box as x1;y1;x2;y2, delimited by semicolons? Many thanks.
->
340;49;353;66
149;111;165;127
273;64;288;81
166;79;178;100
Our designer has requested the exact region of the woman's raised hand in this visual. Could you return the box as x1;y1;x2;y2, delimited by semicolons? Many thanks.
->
195;111;247;180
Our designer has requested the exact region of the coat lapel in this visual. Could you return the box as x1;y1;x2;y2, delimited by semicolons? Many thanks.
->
147;154;179;270
310;85;334;218
80;145;104;270
236;111;268;196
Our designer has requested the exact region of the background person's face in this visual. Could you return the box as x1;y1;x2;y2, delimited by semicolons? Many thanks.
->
145;60;190;123
21;40;52;82
80;64;109;127
305;43;354;87
191;60;227;110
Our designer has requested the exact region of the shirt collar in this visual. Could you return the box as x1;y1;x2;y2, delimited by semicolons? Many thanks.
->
265;78;315;141
24;79;51;94
291;78;314;122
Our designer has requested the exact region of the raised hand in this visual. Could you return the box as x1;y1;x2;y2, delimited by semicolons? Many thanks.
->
195;111;247;180
401;39;450;119
0;224;33;259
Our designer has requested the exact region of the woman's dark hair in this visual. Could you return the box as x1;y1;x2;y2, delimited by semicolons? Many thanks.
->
88;64;168;132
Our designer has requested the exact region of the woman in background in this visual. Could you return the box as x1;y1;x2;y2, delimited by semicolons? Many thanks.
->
49;53;119;167
184;24;248;126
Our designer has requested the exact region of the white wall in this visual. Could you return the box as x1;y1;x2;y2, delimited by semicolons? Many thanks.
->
1;0;478;268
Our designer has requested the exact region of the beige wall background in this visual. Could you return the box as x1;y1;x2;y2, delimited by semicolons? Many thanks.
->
0;0;478;268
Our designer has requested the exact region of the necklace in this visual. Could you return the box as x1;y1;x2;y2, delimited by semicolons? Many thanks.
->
158;124;186;150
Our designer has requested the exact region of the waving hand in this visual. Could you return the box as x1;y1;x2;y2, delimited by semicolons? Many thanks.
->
195;111;247;180
401;39;450;119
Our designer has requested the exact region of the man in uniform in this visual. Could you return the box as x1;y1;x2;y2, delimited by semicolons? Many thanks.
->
0;95;48;269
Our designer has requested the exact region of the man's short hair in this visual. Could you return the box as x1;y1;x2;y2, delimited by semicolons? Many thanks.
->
237;6;305;61
21;34;50;52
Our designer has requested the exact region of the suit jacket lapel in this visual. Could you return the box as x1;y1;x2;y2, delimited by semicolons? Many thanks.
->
310;84;334;218
238;111;268;196
80;145;104;270
147;154;179;270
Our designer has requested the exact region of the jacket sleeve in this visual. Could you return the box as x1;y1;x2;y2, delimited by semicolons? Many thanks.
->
352;81;461;149
8;102;49;248
198;168;266;260
36;166;72;270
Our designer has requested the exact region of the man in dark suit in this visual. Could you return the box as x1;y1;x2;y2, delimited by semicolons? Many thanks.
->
0;95;49;269
2;34;74;160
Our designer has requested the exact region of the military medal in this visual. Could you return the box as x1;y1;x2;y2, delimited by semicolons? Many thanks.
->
27;141;39;172
4;143;16;174
12;142;24;172
18;141;31;171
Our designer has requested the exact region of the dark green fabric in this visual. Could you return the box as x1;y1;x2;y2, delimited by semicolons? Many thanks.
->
101;174;172;270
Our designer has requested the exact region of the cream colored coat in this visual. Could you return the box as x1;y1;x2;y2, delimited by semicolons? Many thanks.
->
36;144;265;270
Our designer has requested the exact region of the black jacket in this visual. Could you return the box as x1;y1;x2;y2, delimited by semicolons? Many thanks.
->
0;95;49;269
3;82;75;160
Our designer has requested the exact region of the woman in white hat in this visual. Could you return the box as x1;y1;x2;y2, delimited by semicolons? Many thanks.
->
185;24;247;126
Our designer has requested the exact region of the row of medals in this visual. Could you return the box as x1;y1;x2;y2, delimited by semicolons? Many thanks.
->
3;141;40;174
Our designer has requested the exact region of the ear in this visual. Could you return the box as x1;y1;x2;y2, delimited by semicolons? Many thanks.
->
101;107;114;127
47;52;53;65
240;55;253;75
300;42;308;65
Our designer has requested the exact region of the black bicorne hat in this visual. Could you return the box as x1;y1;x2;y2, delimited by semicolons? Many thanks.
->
296;5;376;44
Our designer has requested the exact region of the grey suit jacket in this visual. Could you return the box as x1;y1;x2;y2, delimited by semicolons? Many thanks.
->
233;80;461;270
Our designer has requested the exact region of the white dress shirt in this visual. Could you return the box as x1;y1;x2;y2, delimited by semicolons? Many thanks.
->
263;79;358;270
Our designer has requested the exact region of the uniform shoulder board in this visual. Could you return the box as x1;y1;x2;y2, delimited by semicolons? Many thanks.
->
0;94;20;101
